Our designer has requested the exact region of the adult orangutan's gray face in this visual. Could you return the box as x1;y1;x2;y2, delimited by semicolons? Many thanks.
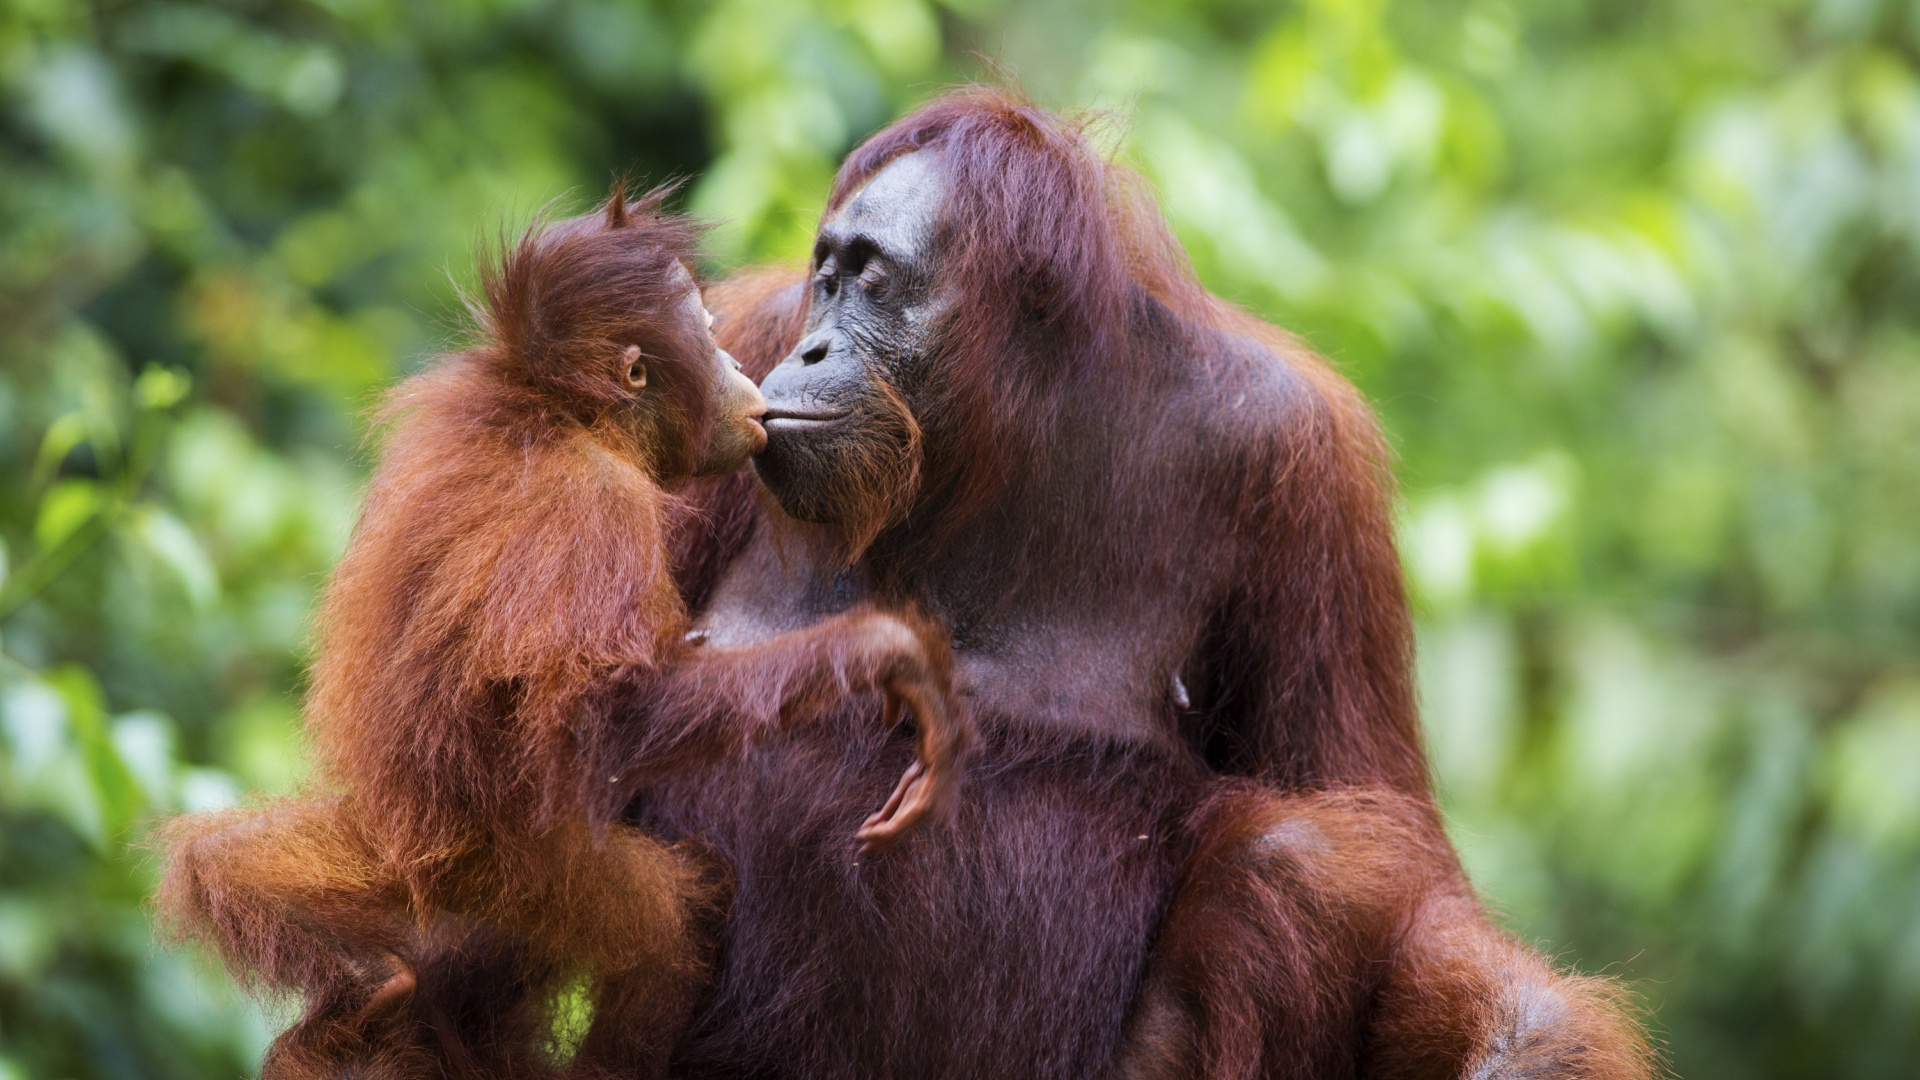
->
754;152;947;529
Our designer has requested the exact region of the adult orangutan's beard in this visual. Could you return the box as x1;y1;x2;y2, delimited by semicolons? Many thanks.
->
755;371;922;567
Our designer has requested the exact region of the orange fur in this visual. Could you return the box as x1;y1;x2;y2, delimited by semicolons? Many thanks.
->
157;187;966;1080
1113;785;1658;1079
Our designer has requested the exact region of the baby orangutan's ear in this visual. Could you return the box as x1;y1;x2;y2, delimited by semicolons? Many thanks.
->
622;344;647;390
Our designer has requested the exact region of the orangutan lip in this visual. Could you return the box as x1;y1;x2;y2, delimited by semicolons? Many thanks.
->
763;409;851;431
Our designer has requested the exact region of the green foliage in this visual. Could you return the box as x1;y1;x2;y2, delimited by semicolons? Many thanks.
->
1;1;1915;1076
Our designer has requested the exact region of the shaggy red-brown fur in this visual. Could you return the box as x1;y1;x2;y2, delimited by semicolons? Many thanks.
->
157;187;964;1080
1114;785;1655;1079
629;89;1656;1079
816;88;1422;792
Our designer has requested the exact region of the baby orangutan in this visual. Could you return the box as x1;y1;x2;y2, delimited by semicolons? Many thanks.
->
158;186;966;1080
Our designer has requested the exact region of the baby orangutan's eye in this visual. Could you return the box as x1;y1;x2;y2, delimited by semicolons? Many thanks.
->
623;345;647;390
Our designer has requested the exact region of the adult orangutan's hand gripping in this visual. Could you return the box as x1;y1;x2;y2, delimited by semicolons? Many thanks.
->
602;602;964;854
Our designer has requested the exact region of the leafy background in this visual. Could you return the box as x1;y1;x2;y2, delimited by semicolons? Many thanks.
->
2;0;1917;1077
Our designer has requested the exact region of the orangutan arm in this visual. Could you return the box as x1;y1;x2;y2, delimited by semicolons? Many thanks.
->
1113;785;1655;1080
593;604;969;850
1361;891;1656;1080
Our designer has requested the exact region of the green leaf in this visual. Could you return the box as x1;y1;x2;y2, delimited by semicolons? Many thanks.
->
34;479;104;551
1;679;70;775
134;365;192;410
31;412;93;489
110;710;179;808
0;901;56;981
1;676;107;848
132;506;220;608
45;665;144;842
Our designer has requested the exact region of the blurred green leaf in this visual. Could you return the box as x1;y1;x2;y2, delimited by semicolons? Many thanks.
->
130;507;219;609
2;679;71;778
31;414;95;490
46;665;143;844
110;710;179;810
133;367;191;412
32;480;103;551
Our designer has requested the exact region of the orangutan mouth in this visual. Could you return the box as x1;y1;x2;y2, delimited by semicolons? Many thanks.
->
763;408;851;432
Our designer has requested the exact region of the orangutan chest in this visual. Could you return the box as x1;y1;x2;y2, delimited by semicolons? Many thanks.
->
632;711;1201;1080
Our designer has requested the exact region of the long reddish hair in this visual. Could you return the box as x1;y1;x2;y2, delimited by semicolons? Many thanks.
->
818;87;1421;791
308;187;712;903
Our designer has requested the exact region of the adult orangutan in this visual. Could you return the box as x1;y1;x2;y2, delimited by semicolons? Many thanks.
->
635;88;1654;1079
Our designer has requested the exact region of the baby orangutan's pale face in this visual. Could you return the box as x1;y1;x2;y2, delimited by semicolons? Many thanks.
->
686;278;767;476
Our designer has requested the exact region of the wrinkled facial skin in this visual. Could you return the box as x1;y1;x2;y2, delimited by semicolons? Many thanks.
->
754;152;946;524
